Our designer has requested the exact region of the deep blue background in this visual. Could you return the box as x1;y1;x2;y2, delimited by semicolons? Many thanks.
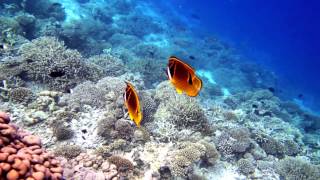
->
167;0;320;112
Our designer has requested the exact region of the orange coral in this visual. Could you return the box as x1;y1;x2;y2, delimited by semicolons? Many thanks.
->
0;112;63;179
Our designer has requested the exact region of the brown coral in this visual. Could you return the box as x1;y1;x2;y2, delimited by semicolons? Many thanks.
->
107;155;134;175
0;112;63;179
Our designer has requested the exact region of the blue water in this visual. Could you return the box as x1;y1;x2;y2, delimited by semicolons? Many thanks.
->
162;0;320;112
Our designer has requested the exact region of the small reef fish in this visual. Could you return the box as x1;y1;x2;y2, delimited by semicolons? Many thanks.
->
0;43;9;50
124;82;143;127
167;56;203;97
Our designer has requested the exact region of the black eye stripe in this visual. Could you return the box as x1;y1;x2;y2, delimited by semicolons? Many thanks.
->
188;72;193;85
169;62;175;77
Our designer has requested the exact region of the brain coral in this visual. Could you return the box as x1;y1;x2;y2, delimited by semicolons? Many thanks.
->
0;112;63;179
17;36;103;91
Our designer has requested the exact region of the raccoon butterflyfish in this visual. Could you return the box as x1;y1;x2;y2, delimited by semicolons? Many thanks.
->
167;56;202;97
124;82;143;127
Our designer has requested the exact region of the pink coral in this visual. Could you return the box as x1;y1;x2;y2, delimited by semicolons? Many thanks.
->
0;112;63;179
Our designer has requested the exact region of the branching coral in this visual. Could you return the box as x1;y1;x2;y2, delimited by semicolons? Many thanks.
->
0;112;63;179
54;144;82;159
128;58;166;88
51;123;74;141
95;139;127;158
253;133;285;158
156;92;209;132
60;81;108;109
276;157;320;180
107;155;134;177
216;127;252;157
114;119;134;140
89;54;127;77
140;90;158;124
168;141;220;178
8;87;34;104
237;158;255;175
17;36;103;91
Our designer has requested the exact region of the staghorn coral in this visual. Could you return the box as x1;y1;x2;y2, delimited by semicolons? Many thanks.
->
0;112;63;179
276;157;320;180
17;36;103;91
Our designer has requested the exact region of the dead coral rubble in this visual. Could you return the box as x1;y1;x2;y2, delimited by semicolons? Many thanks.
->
0;112;63;180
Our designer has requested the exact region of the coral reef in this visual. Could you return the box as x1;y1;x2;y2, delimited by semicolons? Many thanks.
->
1;0;320;179
168;141;220;178
8;87;34;104
276;157;320;180
89;54;127;77
0;37;104;92
237;158;255;175
216;127;252;158
53;144;82;159
0;112;63;179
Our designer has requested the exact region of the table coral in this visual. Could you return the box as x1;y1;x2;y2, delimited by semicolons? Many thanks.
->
0;112;63;180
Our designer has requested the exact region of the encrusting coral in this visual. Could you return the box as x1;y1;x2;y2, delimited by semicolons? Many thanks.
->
0;112;63;179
